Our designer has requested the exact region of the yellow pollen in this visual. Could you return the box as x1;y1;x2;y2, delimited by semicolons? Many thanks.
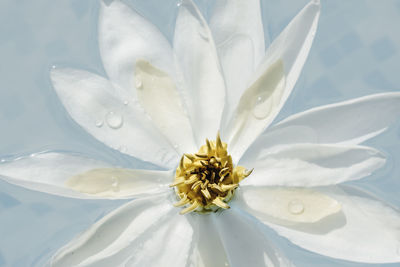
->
170;132;252;214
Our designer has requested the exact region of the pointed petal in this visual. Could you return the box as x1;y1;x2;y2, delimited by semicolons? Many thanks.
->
50;194;190;266
185;213;229;267
0;152;111;198
174;0;226;144
209;0;265;124
50;68;179;168
213;208;293;267
224;59;286;162
99;0;175;94
241;143;385;187
255;92;400;148
0;152;171;199
225;0;320;161
135;60;196;153
260;0;320;100
242;186;400;263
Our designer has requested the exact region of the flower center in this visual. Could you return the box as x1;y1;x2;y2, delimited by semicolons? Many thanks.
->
170;133;252;214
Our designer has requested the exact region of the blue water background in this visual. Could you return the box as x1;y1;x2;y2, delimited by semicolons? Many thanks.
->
0;0;399;266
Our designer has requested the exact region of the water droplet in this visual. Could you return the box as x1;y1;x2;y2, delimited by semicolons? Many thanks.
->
123;100;129;105
95;119;103;128
110;176;119;192
0;159;5;163
51;65;56;69
288;199;304;215
224;262;229;267
135;78;143;89
252;93;273;119
105;111;123;129
177;1;182;7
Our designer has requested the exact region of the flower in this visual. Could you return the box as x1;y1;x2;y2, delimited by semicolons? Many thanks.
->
1;0;400;265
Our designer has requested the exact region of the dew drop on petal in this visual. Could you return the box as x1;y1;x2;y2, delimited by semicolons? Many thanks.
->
288;199;304;215
176;1;182;7
105;111;123;129
0;159;5;163
95;119;103;128
252;93;273;119
51;65;56;69
135;78;143;89
110;176;119;192
123;100;129;105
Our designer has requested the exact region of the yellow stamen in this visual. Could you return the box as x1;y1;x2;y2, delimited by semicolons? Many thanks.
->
171;132;252;214
180;201;200;214
212;197;229;209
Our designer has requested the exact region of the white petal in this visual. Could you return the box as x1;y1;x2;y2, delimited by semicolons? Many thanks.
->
0;152;111;198
236;187;342;225
0;152;171;199
224;59;285;162
99;0;175;94
243;186;400;263
241;143;385;187
185;214;229;267
260;0;320;100
65;168;172;199
213;208;293;267
256;92;400;147
174;0;226;144
224;0;320;161
50;68;179;168
135;60;197;154
209;0;265;125
50;194;190;266
123;212;193;267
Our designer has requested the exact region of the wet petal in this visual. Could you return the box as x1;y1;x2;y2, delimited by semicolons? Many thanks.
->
66;168;172;199
242;186;400;263
241;143;385;187
213;207;293;267
256;92;400;148
0;152;111;198
224;0;320;161
0;152;171;199
236;187;342;225
99;0;175;94
135;60;196;154
174;0;226;144
50;68;179;168
50;194;192;266
209;0;265;124
224;59;285;162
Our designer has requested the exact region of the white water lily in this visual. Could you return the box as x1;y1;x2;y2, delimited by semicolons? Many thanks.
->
1;0;400;265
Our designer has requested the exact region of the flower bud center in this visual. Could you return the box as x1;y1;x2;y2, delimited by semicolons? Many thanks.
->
170;133;252;214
